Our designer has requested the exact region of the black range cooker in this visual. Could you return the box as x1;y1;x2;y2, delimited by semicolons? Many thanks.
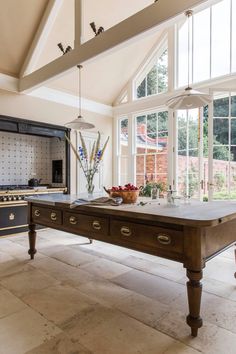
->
0;185;66;236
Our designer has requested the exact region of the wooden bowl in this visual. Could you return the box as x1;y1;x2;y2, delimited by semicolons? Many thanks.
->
109;190;139;204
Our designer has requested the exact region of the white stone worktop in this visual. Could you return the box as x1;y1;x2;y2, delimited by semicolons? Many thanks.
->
25;193;236;227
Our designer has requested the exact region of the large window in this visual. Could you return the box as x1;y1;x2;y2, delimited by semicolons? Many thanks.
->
135;45;168;99
177;0;234;87
135;111;168;187
116;1;236;202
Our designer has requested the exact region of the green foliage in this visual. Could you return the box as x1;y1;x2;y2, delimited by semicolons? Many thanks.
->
214;172;226;191
139;181;166;197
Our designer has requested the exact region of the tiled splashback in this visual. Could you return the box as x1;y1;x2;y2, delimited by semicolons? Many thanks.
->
0;132;66;186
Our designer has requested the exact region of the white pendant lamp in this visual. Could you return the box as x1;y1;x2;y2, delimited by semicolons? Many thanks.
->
166;10;212;110
66;65;95;130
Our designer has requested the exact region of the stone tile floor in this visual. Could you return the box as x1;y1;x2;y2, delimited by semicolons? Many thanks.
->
0;229;235;354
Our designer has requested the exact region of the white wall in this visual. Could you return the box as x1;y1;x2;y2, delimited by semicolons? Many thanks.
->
0;89;113;193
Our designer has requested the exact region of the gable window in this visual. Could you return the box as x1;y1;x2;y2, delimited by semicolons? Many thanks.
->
135;44;168;99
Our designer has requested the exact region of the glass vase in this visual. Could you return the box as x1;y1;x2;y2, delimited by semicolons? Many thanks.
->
86;179;95;199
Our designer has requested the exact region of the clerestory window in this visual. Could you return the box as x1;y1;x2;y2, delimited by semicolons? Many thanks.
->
177;0;236;88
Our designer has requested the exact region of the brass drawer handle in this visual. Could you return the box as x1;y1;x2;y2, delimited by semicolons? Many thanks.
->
9;213;15;221
121;226;132;237
157;234;171;245
92;220;101;230
51;212;57;221
34;209;40;217
69;216;78;225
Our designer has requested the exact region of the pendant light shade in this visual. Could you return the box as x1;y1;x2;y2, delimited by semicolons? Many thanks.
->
166;10;212;110
66;115;95;130
166;87;212;110
66;65;95;130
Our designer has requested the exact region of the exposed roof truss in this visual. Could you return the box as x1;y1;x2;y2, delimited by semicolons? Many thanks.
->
19;0;209;93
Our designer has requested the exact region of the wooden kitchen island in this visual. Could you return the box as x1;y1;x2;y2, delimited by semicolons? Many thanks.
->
26;194;236;337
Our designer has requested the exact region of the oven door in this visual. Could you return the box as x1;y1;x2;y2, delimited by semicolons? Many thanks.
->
0;205;28;231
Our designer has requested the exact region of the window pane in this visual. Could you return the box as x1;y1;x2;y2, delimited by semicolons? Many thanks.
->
213;96;229;117
178;19;191;87
178;127;187;151
137;78;146;98
230;147;236;199
136;116;146;153
156;154;168;174
147;66;157;96
213;145;229;161
120;118;128;155
231;119;236;145
232;0;236;73
147;113;157;141
136;175;145;187
211;0;230;77
136;155;144;174
213;119;229;145
120;156;129;185
157;49;168;93
193;8;210;82
146;155;155;175
231;94;236;117
158;111;168;133
188;174;199;198
189;125;198;149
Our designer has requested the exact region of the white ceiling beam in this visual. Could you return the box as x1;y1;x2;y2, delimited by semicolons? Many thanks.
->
0;73;18;92
19;0;209;93
29;87;113;117
19;0;63;78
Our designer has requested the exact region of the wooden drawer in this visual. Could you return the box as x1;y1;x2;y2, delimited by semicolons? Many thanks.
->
32;206;62;225
110;219;184;254
63;212;109;238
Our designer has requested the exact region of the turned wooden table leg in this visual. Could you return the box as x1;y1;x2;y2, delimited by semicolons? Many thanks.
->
186;269;203;337
28;223;37;260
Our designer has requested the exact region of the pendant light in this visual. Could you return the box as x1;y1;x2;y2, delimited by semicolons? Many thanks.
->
166;10;212;110
66;65;95;130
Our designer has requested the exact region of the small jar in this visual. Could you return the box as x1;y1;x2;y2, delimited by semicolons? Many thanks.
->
151;186;160;200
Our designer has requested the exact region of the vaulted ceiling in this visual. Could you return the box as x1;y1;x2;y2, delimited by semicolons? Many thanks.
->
0;0;162;104
0;0;49;76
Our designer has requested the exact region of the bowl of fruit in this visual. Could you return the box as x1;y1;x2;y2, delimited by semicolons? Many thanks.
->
104;184;140;204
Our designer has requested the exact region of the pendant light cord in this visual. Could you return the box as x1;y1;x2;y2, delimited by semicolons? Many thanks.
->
77;64;83;117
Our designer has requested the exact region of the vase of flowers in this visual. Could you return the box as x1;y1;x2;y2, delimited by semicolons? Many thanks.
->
66;132;109;197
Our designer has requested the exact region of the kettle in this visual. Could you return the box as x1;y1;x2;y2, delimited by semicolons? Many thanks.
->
28;178;42;187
